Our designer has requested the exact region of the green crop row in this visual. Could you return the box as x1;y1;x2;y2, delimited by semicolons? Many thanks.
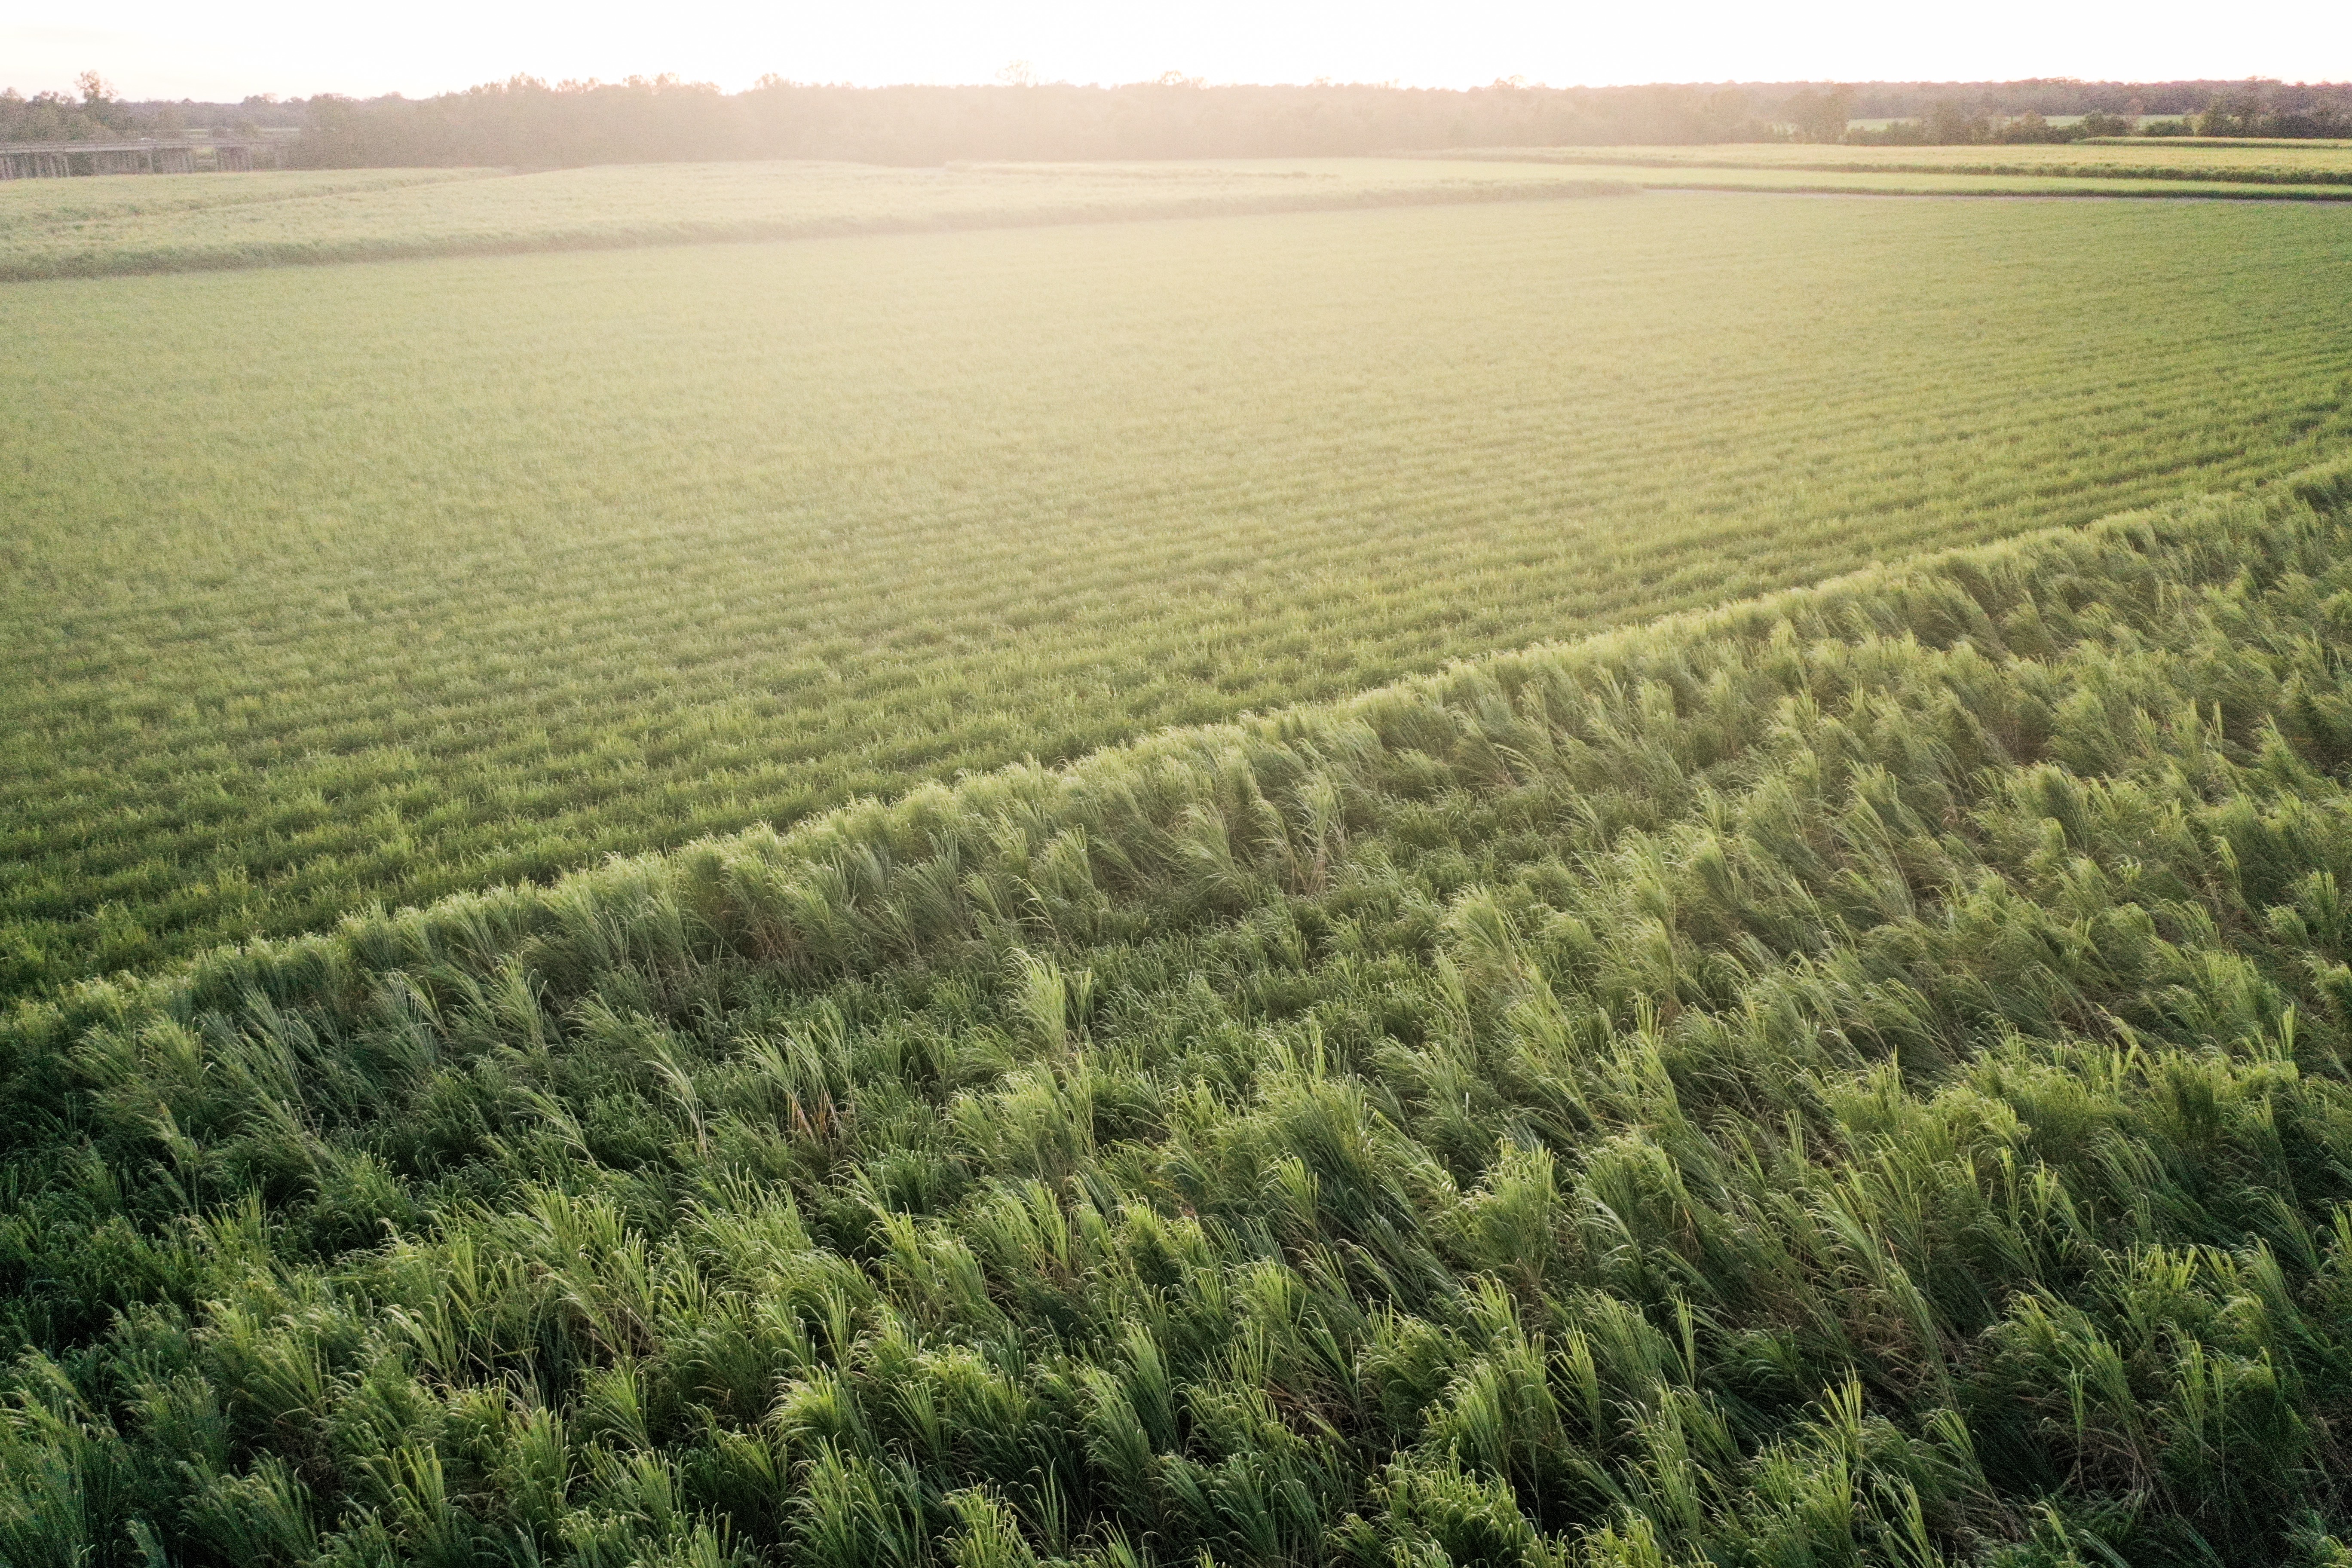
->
7;193;2352;994
9;460;2352;1565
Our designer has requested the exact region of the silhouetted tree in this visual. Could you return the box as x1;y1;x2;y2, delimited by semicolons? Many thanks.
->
1783;85;1854;143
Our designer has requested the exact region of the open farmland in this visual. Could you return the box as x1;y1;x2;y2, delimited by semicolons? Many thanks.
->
0;159;1633;281
6;190;2352;991
11;465;2352;1563
4;152;2346;286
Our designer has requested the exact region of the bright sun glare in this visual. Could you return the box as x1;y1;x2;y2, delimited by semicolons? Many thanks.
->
8;0;2349;101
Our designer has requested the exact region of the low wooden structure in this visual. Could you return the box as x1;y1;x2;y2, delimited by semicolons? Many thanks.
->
0;138;283;179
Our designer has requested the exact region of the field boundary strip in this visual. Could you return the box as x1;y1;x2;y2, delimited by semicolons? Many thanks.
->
1432;144;2352;185
2082;134;2352;149
1646;178;2352;202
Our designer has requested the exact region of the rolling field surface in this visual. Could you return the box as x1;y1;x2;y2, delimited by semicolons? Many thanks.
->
0;159;1631;280
0;167;492;225
6;149;2348;286
6;193;2352;991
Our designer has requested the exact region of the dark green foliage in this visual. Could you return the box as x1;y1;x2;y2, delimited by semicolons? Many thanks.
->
287;79;1793;170
10;463;2352;1564
0;74;143;144
276;78;2352;171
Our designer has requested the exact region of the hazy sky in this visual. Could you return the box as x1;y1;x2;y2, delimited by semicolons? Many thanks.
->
9;0;2348;102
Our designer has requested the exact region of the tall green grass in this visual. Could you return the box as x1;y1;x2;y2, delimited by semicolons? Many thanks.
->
7;194;2352;992
8;460;2352;1565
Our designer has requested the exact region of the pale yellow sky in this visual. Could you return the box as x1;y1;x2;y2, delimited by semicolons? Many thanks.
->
8;0;2347;103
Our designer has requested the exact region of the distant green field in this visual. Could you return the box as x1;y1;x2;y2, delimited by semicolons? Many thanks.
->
3;150;2342;286
6;191;2351;992
0;166;488;224
0;159;1631;280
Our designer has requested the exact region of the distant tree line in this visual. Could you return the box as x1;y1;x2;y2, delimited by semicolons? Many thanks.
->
272;76;2352;167
1844;105;2133;145
1833;76;2349;122
9;72;2350;159
0;72;303;142
283;77;1800;167
0;73;141;141
2191;83;2352;138
1843;81;2352;144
